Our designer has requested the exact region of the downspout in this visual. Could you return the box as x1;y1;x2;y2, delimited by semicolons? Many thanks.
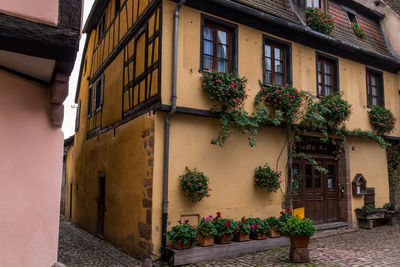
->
162;0;186;259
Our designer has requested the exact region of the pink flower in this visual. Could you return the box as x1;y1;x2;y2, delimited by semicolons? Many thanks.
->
205;217;209;222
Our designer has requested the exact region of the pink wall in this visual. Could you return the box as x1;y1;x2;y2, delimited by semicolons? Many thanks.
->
0;0;59;26
0;70;63;266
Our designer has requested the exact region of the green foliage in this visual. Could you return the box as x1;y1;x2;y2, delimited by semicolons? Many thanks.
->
198;216;218;237
344;128;390;148
279;209;291;224
211;109;259;147
306;7;337;35
368;105;396;135
212;212;238;238
258;83;304;123
383;202;395;211
282;216;316;237
245;218;270;234
236;217;253;234
167;222;198;245
202;70;248;110
265;216;285;233
254;163;281;192
361;204;376;211
387;144;400;206
179;167;210;202
303;93;351;130
352;22;365;38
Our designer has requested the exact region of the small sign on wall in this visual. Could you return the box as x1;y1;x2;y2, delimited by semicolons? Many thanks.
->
292;207;305;219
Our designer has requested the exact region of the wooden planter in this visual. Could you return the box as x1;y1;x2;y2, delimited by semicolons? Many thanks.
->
215;234;233;244
234;232;250;242
250;232;268;240
198;235;215;247
289;235;310;248
355;208;385;220
171;241;191;250
269;227;281;238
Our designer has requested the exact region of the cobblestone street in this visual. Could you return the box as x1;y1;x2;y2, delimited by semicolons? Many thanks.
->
186;225;400;267
58;218;142;267
58;219;400;266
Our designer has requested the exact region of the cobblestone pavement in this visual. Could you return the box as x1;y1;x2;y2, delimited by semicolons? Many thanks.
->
58;218;142;267
185;225;400;267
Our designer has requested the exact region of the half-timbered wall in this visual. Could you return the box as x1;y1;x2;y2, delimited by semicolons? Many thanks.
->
122;6;161;115
85;0;161;136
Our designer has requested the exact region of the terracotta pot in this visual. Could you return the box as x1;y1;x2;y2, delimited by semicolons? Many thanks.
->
269;228;281;238
215;234;233;244
250;232;268;240
198;235;215;247
289;235;310;248
234;232;250;242
171;241;191;250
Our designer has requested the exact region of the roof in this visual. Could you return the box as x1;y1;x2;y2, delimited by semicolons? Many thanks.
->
330;1;394;58
233;0;300;24
384;0;400;16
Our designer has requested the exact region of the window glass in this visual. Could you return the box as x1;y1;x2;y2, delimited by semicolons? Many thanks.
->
366;70;383;106
202;20;234;72
317;56;337;97
263;40;287;86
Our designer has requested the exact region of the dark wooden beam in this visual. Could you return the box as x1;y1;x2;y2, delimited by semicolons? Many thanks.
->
59;0;83;31
0;13;80;61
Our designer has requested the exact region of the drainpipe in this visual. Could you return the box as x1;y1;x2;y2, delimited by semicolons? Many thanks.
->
161;0;186;259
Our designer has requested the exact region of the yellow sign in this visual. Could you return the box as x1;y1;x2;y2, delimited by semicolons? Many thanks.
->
292;207;305;219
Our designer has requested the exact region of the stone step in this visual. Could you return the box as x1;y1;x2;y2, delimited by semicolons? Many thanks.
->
316;221;349;231
167;237;290;266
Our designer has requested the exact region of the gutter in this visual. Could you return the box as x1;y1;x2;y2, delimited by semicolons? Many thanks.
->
161;0;187;259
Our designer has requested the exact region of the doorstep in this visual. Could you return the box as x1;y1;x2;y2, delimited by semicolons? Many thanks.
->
167;237;289;266
316;221;349;231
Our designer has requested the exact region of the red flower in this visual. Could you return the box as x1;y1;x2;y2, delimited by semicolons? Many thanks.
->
178;220;182;224
235;226;239;231
280;211;284;215
286;208;290;212
310;218;312;221
184;219;189;224
225;221;230;227
178;240;182;244
222;233;226;237
217;212;221;218
194;237;198;240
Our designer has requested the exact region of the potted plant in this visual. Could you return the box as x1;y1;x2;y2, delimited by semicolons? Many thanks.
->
167;220;198;250
254;164;281;192
197;215;217;247
282;216;316;248
368;105;396;135
266;216;284;238
179;167;210;203
306;7;337;35
212;212;237;244
352;22;365;38
234;217;251;242
247;218;270;240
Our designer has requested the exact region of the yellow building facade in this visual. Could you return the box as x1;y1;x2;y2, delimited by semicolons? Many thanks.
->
66;0;400;259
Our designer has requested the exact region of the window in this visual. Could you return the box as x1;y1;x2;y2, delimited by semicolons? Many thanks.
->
97;13;106;43
307;0;321;8
201;16;237;73
87;75;104;117
347;11;357;24
366;69;384;106
263;37;292;86
75;101;81;132
94;75;104;112
88;85;93;117
316;54;339;97
115;0;121;16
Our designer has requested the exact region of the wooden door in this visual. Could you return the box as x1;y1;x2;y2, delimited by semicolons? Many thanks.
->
292;160;339;224
96;177;106;237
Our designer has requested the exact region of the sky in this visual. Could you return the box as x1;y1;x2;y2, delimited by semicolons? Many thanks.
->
62;0;95;138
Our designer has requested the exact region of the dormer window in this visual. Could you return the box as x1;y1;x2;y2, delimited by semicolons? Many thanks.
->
307;0;321;8
346;11;358;25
